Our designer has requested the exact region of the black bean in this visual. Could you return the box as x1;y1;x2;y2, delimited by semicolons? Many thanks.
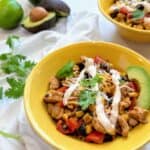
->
110;9;119;18
84;72;92;78
104;134;113;142
136;4;144;10
100;62;110;72
121;74;129;81
77;62;84;71
108;98;113;105
78;124;86;136
45;93;49;97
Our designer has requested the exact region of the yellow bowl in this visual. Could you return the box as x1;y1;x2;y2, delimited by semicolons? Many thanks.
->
98;0;150;42
24;41;150;150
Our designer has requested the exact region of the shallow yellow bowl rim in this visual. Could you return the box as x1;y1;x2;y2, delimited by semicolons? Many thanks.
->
98;0;150;34
24;41;150;150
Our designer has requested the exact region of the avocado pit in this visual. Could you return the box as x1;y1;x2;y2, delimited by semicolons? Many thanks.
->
30;7;48;22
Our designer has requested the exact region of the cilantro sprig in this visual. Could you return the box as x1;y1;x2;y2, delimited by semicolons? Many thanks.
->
1;54;35;77
132;9;144;20
0;35;36;99
0;87;3;99
0;130;21;140
6;35;20;50
80;74;102;88
56;61;75;79
79;90;97;110
5;78;25;99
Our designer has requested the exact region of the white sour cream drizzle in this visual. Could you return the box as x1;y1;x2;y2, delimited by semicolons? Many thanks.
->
63;57;96;105
63;69;85;105
96;90;115;135
110;69;121;125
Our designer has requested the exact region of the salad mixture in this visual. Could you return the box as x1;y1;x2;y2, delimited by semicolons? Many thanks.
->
43;56;149;144
109;0;150;30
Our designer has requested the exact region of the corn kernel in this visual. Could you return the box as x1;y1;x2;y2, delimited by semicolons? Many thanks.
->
75;111;84;118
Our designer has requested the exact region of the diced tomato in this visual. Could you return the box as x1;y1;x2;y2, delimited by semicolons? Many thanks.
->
128;81;139;91
66;118;80;132
57;86;68;93
57;101;64;107
119;7;129;15
85;131;104;144
94;56;103;64
56;120;71;134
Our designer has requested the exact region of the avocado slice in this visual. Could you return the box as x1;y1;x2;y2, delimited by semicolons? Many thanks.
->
22;12;56;33
127;66;150;109
37;0;70;17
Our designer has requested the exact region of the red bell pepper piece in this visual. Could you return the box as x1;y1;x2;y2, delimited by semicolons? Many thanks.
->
94;56;103;64
56;120;70;134
85;131;104;144
128;81;139;91
66;118;80;132
119;7;129;15
57;86;68;93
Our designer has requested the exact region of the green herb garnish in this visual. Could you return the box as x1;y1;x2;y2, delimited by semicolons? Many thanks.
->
132;9;144;20
5;78;25;99
56;61;75;79
0;35;36;99
0;130;21;140
0;87;3;99
1;54;35;77
80;74;102;87
6;35;20;50
79;90;97;110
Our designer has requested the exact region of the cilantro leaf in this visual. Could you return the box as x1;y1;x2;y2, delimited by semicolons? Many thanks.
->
132;10;144;20
0;35;36;99
56;61;75;79
80;74;102;87
0;130;21;140
5;78;25;98
0;87;3;99
6;35;20;50
79;90;97;110
0;54;35;77
0;53;12;60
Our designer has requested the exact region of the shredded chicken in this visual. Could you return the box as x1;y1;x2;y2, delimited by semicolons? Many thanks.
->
49;77;60;90
128;106;149;124
118;116;130;137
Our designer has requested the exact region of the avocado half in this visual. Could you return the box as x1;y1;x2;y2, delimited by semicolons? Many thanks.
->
22;12;56;33
127;66;150;109
36;0;70;17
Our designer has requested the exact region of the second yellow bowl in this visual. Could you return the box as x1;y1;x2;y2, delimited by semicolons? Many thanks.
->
98;0;150;42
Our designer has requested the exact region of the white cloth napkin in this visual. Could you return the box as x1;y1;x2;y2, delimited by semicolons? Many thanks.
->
0;12;102;150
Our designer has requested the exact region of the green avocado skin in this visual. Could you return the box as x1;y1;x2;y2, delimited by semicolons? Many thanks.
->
127;66;150;109
22;14;56;33
29;0;41;5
